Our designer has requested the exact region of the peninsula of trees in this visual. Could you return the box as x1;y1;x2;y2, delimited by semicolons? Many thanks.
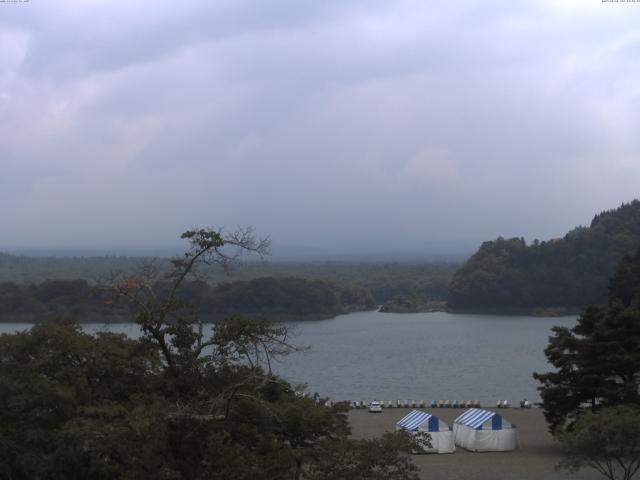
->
448;200;640;314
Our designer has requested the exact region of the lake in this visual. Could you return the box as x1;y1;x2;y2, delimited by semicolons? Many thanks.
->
0;310;576;404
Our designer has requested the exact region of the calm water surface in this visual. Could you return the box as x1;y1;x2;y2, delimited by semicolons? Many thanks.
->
0;311;576;404
278;311;577;403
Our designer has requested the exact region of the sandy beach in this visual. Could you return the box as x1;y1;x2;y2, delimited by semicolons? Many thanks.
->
349;407;601;480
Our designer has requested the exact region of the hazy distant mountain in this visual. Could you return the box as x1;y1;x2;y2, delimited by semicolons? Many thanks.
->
448;200;640;314
269;241;476;262
0;246;183;258
1;240;474;263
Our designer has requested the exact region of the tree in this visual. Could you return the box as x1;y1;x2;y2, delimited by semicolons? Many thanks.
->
557;405;640;480
107;226;419;479
0;226;421;480
305;432;421;480
448;200;640;313
110;226;271;371
0;316;165;480
534;246;640;433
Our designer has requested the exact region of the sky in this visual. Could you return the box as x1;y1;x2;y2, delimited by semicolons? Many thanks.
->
1;0;639;257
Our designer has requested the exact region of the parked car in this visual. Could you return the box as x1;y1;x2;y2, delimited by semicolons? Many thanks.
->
368;401;382;413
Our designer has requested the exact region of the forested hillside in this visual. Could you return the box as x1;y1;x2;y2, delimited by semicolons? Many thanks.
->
0;277;376;322
181;277;376;318
448;200;640;313
0;255;457;306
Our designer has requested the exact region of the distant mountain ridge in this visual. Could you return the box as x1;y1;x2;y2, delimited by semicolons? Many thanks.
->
447;200;640;314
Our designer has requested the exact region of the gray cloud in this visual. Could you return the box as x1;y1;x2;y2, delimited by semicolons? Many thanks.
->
1;0;640;255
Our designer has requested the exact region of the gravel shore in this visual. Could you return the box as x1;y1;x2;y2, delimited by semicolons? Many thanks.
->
349;408;600;480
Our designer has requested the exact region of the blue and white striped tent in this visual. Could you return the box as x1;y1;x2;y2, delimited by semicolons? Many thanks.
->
396;410;455;453
453;408;518;452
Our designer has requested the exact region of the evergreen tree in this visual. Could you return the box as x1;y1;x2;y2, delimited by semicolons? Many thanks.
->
534;246;640;432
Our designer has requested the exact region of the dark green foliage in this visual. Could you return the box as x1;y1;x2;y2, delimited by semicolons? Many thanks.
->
0;317;418;480
0;279;123;320
379;294;446;313
608;248;640;308
449;200;640;312
305;433;420;480
0;226;421;479
0;253;458;307
204;277;376;318
0;277;376;322
0;317;165;480
352;263;455;304
556;405;640;480
0;253;150;283
534;246;640;433
0;233;452;478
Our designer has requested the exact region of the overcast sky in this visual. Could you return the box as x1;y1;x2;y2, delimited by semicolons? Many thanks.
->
1;0;639;256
